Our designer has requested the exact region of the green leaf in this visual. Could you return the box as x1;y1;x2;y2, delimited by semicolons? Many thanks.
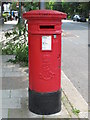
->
72;108;80;116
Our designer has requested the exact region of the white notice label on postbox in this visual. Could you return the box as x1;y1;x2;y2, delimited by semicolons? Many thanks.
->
42;36;52;51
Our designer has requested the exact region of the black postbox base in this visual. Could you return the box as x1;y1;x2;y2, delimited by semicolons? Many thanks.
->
29;89;61;115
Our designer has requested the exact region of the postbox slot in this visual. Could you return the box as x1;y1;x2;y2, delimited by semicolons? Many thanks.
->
40;25;54;29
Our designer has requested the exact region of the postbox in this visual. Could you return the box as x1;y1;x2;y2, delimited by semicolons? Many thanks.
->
23;10;67;115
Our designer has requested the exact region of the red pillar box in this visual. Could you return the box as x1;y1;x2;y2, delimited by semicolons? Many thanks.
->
23;10;66;115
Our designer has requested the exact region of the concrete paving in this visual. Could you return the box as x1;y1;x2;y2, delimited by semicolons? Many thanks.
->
0;55;88;119
1;55;71;118
1;89;70;118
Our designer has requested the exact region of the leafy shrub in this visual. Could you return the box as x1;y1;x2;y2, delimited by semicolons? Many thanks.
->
15;43;28;66
2;42;28;66
2;42;16;55
3;22;28;66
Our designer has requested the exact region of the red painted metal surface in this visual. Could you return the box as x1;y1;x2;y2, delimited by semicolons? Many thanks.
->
23;10;66;20
23;10;67;93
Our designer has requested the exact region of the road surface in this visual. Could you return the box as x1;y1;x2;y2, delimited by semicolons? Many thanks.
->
62;20;88;102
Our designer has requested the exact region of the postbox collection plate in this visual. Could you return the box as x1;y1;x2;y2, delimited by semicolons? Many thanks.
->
42;36;52;51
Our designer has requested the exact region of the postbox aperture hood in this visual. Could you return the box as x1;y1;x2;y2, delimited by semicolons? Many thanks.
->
23;10;67;20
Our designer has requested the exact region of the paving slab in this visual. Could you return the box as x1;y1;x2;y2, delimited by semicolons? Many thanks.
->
2;90;11;98
2;77;28;90
2;64;20;68
0;90;2;98
11;88;28;98
2;67;28;77
0;67;2;74
2;71;26;77
8;108;42;118
0;109;2;119
0;98;2;108
2;67;20;72
2;98;21;109
2;109;8;118
2;55;15;62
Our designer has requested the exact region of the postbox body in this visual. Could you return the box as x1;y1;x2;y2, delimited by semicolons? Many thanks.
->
23;10;66;115
28;26;61;93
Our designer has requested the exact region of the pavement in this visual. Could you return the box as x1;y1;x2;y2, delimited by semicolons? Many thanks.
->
0;20;88;119
0;55;88;119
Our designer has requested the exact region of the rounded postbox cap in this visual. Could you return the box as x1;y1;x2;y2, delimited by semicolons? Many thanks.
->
23;10;67;20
